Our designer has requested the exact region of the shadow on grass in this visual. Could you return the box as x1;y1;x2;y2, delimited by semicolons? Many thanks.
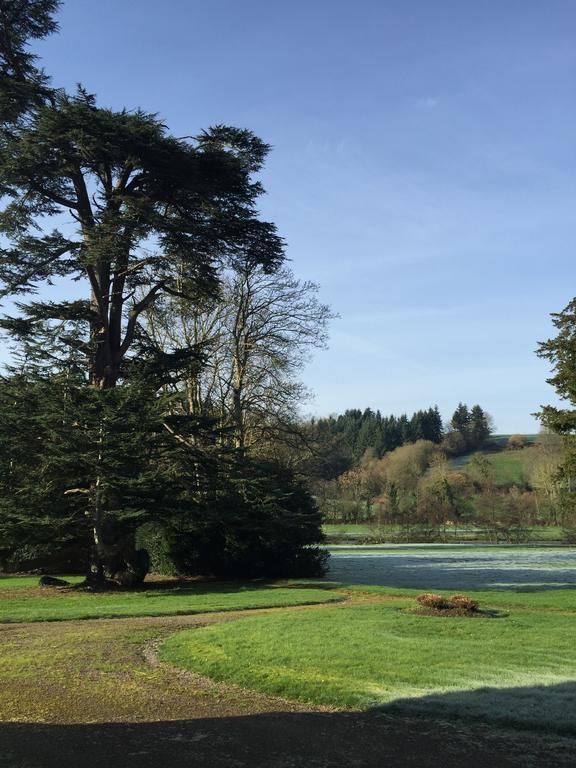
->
377;680;576;735
1;684;575;767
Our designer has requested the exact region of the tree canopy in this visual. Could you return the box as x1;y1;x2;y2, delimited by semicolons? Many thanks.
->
0;87;284;388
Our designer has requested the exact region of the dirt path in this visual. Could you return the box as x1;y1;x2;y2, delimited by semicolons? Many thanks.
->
1;599;575;767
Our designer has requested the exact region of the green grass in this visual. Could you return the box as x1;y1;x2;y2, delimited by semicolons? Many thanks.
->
324;523;566;541
160;588;576;733
323;523;373;535
0;581;343;623
0;574;85;589
483;451;531;485
450;439;539;484
341;583;576;611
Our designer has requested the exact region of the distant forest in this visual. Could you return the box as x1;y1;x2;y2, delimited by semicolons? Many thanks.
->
305;403;492;473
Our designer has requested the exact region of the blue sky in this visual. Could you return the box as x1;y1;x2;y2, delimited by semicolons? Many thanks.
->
24;0;576;431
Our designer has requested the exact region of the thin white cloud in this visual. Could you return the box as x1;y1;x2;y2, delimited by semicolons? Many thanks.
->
416;96;439;109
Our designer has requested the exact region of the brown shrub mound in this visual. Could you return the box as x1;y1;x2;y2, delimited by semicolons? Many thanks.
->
415;592;480;616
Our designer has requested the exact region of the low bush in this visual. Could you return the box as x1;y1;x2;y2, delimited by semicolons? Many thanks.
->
449;593;479;612
416;593;450;610
415;592;480;615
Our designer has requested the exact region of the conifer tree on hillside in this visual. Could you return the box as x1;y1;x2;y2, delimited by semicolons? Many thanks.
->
451;402;471;439
469;404;491;448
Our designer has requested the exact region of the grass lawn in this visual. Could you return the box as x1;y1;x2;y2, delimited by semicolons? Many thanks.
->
0;579;342;623
160;587;576;733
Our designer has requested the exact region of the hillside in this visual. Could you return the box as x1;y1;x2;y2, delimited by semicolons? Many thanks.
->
449;435;540;487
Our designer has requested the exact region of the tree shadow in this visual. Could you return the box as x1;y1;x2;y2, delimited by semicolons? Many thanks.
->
376;680;576;735
1;683;576;767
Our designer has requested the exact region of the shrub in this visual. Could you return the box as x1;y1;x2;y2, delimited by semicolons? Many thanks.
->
507;434;526;450
416;593;450;610
415;592;479;615
136;523;179;576
449;594;479;612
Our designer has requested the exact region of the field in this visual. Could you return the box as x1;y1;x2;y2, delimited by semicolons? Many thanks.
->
2;549;576;766
158;545;576;734
323;523;567;543
326;544;576;590
449;438;538;485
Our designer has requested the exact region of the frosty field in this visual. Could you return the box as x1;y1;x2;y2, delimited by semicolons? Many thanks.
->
326;544;576;590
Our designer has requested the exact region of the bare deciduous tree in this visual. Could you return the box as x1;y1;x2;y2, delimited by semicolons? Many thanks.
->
145;261;336;451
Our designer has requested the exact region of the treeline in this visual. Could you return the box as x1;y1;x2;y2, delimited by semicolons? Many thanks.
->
308;407;443;461
304;402;492;474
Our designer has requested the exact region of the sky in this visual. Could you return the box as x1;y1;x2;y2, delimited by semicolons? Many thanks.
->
18;0;576;432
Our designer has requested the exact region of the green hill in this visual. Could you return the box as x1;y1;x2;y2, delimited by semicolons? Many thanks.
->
449;435;539;487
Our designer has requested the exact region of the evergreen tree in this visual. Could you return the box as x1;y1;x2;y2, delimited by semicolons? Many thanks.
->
469;404;491;448
398;414;411;444
537;298;576;434
537;299;576;495
451;403;471;441
410;410;426;441
0;371;215;580
0;0;59;122
426;406;444;443
167;458;327;579
355;409;380;459
0;90;283;388
0;2;329;582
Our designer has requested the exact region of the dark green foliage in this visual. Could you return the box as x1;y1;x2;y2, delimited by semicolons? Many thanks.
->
305;405;444;465
469;405;491;448
0;369;327;580
135;522;180;576
450;402;470;438
0;2;330;584
165;460;327;579
0;0;59;121
0;371;215;578
445;403;492;456
0;85;284;389
537;298;576;433
537;298;576;495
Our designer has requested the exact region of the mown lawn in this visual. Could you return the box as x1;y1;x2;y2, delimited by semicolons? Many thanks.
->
0;579;342;623
160;587;576;733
